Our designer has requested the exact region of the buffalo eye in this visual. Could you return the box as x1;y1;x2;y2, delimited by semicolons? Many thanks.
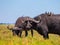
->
29;21;32;24
25;21;28;23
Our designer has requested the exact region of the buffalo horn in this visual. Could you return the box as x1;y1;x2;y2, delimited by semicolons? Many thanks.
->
27;18;40;23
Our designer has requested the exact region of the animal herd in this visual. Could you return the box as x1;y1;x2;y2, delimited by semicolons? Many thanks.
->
7;12;60;39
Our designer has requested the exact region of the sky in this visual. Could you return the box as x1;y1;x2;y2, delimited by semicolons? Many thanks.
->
0;0;60;23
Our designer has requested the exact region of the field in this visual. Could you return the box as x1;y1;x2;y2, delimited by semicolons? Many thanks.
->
0;25;60;45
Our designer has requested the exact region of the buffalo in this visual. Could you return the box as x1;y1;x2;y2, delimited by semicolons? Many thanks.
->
7;16;39;37
25;12;60;39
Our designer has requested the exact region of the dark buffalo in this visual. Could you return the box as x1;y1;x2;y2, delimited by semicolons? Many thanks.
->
25;12;60;39
7;16;39;37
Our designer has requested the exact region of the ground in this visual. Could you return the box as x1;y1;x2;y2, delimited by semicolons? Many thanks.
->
0;25;60;45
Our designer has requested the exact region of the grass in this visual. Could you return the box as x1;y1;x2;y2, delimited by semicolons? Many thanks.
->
0;24;60;45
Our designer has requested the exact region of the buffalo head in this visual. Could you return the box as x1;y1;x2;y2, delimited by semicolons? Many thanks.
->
24;18;40;30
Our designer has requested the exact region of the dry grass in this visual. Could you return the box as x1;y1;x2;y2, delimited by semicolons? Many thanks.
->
0;25;60;45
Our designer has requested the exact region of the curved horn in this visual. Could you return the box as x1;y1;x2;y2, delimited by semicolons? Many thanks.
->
31;19;40;23
27;18;40;23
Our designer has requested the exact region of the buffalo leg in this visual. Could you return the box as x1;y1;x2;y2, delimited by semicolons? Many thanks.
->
43;30;49;39
16;30;20;36
12;30;16;36
25;30;28;37
19;30;22;37
41;25;49;39
31;30;33;37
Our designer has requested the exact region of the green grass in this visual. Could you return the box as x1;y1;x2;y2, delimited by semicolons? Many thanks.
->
0;25;60;45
